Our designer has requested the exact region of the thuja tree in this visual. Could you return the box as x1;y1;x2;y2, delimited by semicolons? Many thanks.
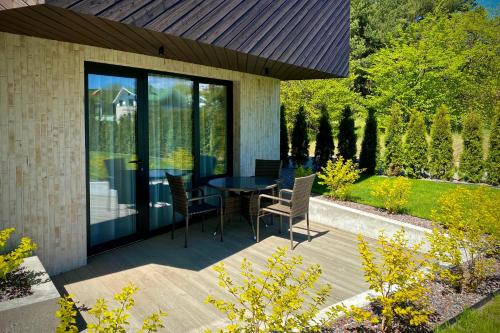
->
384;104;405;176
428;105;454;180
290;106;310;167
280;104;289;167
337;106;357;160
487;109;500;185
459;112;484;182
404;111;428;178
359;107;378;174
313;105;335;170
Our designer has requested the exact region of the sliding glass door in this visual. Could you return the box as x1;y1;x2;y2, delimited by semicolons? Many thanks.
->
86;63;231;253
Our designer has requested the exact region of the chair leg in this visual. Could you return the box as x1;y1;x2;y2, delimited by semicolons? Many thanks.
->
256;213;260;243
184;215;189;248
289;217;293;250
306;212;311;242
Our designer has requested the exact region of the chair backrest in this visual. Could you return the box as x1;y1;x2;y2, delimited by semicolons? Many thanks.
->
255;159;282;179
166;173;188;215
290;174;316;217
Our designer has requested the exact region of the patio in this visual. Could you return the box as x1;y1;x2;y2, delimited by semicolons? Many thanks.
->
53;217;374;332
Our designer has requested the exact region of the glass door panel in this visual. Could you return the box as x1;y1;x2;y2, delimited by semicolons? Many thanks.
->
148;74;194;231
199;83;228;178
87;74;138;248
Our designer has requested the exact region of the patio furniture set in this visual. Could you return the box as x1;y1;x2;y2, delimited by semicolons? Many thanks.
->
166;159;316;249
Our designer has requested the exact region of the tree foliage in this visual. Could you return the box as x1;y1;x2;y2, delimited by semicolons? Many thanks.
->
290;106;309;167
366;8;500;126
205;247;332;332
404;111;428;178
359;108;379;174
337;106;357;160
279;104;289;167
428;105;454;180
383;104;405;176
459;112;484;182
313;105;335;170
487;108;500;185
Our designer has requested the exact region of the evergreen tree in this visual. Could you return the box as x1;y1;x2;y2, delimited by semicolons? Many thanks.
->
290;106;309;167
280;105;289;167
459;112;484;182
384;104;405;176
313;105;335;170
359;107;378;174
486;109;500;185
428;105;454;180
404;111;428;178
337;106;357;160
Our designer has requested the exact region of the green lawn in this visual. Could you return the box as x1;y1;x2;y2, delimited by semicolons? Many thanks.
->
312;175;499;220
434;295;500;333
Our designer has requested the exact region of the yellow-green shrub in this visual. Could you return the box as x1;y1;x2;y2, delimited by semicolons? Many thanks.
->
371;177;411;214
0;228;37;279
427;187;499;292
205;247;332;332
56;283;167;333
317;156;363;200
347;230;432;333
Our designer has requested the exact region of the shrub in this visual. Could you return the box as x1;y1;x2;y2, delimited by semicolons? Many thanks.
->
347;230;432;333
294;165;314;178
313;105;335;170
383;104;405;176
359;107;379;175
290;106;310;166
372;177;411;214
0;228;37;280
56;283;167;333
404;111;428;178
205;247;332;332
486;108;500;185
280;104;289;167
459;112;484;182
427;187;499;292
317;156;363;200
337;106;357;160
428;105;454;180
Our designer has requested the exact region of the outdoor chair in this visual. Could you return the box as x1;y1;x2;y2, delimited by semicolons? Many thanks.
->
166;173;223;248
256;173;316;249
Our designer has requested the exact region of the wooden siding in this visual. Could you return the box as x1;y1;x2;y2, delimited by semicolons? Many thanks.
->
53;219;373;332
0;1;350;79
0;31;279;275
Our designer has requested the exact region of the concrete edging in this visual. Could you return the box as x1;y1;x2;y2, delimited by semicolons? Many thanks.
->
0;256;60;333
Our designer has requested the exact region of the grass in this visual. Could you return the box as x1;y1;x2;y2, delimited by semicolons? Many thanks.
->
434;295;500;333
312;175;499;220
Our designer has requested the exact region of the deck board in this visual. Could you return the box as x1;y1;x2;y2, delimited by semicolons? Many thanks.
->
53;218;375;332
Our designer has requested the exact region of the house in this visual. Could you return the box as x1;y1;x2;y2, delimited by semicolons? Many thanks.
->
0;0;350;275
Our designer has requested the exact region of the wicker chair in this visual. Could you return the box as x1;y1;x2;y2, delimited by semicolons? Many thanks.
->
256;174;316;249
166;174;223;248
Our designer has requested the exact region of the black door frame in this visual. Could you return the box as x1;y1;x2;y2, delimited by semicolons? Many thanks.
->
84;62;233;255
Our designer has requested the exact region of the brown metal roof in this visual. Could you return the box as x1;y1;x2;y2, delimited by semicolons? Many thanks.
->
0;0;350;79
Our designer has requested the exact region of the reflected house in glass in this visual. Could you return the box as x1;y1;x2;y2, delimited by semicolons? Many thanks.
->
0;0;350;275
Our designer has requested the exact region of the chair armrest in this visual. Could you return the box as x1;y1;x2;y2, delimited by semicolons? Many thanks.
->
257;194;291;210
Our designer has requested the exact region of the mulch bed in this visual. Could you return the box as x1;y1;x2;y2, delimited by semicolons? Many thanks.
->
0;268;34;302
323;261;500;332
317;195;433;230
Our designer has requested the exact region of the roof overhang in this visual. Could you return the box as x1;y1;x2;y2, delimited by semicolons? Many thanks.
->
0;1;350;80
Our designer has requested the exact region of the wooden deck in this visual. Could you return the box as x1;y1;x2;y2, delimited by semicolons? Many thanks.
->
53;217;375;332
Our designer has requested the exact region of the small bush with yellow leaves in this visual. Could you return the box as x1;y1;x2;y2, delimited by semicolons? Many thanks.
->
427;186;499;292
205;247;334;333
317;156;363;200
56;283;167;333
371;176;411;214
347;229;432;333
0;228;37;280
